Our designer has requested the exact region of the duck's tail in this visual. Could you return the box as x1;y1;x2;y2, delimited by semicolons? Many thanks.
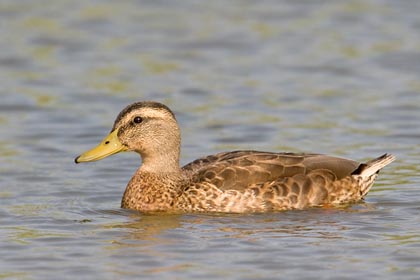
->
351;154;396;197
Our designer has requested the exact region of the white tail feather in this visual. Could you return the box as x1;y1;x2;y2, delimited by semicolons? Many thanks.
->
358;154;396;178
353;154;395;197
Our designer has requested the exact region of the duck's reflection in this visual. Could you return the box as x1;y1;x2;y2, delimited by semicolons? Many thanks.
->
102;202;375;245
98;203;377;277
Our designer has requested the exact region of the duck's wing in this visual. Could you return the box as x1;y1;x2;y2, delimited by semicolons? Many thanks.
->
182;150;360;191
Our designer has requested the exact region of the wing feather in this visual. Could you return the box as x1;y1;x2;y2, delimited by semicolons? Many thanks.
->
182;150;360;191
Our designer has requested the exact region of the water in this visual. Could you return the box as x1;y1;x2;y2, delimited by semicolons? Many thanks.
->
1;0;419;279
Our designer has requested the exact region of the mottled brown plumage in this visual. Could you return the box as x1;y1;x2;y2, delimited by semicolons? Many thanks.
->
75;101;395;213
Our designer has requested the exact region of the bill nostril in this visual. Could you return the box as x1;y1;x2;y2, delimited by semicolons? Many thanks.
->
105;141;110;145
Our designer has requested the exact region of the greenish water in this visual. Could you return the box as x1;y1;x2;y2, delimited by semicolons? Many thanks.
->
1;1;419;279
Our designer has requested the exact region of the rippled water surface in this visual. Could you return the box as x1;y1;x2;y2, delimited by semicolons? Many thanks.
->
1;0;420;279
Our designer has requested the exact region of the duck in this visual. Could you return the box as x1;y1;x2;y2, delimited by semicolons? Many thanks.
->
75;101;395;213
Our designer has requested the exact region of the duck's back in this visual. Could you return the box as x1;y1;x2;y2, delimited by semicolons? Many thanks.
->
182;150;360;192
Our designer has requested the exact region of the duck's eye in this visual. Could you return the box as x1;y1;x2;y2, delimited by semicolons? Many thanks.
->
133;116;143;124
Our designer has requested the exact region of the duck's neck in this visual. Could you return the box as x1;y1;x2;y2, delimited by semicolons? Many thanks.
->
140;154;181;174
138;143;181;173
121;146;184;211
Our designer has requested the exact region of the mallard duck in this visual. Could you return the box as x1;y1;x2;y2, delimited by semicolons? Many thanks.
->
75;101;395;213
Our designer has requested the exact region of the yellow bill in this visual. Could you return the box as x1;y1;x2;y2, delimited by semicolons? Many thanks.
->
75;129;128;163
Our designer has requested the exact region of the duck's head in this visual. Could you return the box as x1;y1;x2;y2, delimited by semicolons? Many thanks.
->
75;101;181;172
